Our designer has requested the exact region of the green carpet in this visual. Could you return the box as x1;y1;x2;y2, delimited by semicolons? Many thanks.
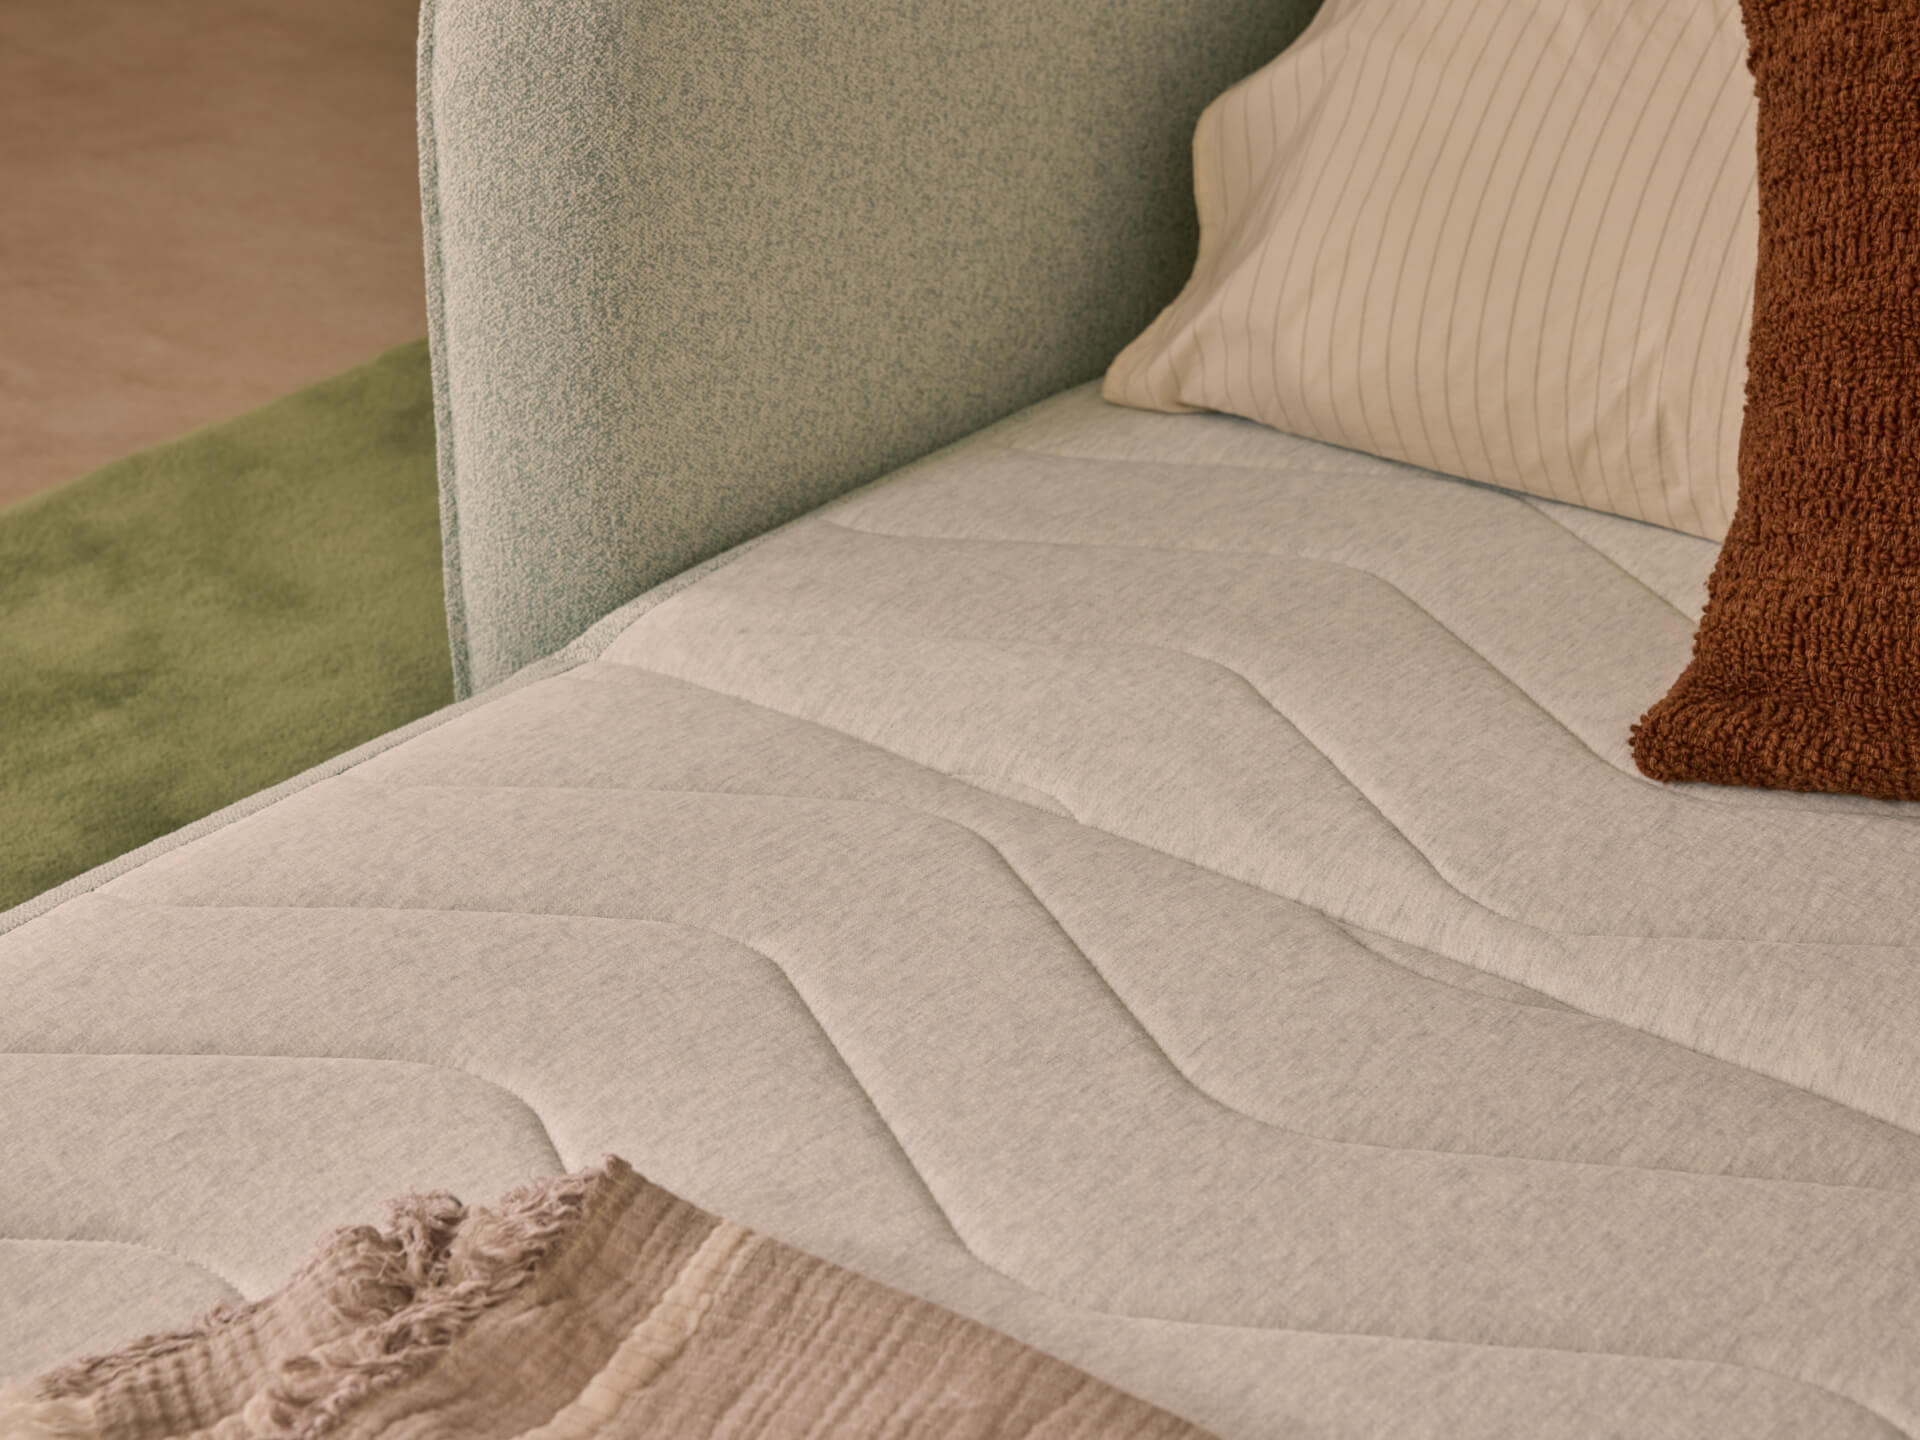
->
0;340;451;913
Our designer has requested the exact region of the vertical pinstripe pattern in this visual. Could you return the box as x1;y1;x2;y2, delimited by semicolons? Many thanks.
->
1104;0;1756;539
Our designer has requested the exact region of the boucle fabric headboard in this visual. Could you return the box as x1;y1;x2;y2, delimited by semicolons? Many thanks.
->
420;0;1325;695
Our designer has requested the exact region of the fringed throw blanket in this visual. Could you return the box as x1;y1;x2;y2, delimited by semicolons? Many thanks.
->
0;1158;1211;1439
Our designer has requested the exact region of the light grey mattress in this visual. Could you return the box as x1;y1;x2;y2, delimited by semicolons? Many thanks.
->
6;384;1920;1437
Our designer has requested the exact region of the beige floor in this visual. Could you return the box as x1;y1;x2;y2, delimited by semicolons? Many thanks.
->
0;0;426;507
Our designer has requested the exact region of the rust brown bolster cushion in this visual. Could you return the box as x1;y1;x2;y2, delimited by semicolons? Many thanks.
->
1631;0;1920;800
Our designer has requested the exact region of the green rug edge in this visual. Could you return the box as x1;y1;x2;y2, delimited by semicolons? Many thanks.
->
0;340;451;911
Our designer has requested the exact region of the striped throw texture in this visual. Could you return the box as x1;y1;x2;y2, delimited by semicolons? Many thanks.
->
1104;0;1758;539
4;1159;1213;1440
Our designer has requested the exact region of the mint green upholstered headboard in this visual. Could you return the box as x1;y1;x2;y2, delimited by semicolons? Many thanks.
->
419;0;1326;695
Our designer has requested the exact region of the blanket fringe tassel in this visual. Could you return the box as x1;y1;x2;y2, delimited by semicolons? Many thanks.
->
0;1383;99;1440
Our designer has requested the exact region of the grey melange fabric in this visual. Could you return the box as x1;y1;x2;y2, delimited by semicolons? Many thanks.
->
6;386;1920;1438
418;0;1323;694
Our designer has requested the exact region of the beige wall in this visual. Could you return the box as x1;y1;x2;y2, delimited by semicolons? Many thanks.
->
0;0;427;507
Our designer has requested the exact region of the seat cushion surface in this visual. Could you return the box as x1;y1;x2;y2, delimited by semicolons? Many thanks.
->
5;384;1920;1438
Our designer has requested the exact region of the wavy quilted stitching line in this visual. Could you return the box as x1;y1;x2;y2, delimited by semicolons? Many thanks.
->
2;1049;566;1173
1515;495;1701;620
339;725;1920;1140
0;923;1021;1326
613;629;1920;948
626;899;1910;1440
2;899;1634;1179
1097;636;1913;944
60;897;1909;1435
582;729;1918;1137
923;817;1920;1191
325;653;1920;1136
428;647;1920;1124
605;644;1520;937
944;770;1081;821
0;1236;245;1303
998;433;1427;480
127;819;1920;1188
336;722;1497;957
2;1050;565;1319
1075;636;1604;937
998;425;1711;624
1330;920;1572;1012
818;511;1670;775
812;515;1920;827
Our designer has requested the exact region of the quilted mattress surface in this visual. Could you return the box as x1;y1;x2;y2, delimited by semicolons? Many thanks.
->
6;385;1920;1437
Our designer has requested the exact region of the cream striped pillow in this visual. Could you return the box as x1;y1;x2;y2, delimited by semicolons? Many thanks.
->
1104;0;1757;538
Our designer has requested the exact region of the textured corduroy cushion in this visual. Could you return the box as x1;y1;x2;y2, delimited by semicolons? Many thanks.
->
1631;0;1920;799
